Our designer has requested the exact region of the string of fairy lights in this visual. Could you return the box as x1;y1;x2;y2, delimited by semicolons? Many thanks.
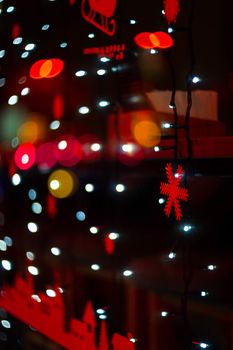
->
0;0;221;349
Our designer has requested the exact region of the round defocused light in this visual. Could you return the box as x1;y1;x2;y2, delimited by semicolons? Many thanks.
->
115;184;125;192
46;289;56;297
48;169;77;199
90;226;98;234
85;183;94;192
123;270;133;277
12;173;21;186
91;264;100;271
27;222;38;233
76;211;86;221
51;247;61;256
28;265;39;276
1;260;12;271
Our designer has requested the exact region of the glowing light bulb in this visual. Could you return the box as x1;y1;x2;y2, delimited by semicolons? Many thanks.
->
76;211;86;221
90;226;99;234
91;264;100;271
28;265;39;276
88;33;95;38
21;87;30;96
99;314;107;319
0;240;7;251
201;291;208;297
1;260;12;271
192;76;201;84
6;6;15;12
168;252;176;259
0;50;6;58
100;57;110;62
58;140;67;150
25;43;36;51
162;122;172;129
78;106;90;114
98;100;110;107
183;225;192;232
32;294;41;303
21;51;30;58
50;179;60;190
115;184;125;192
90;143;102;151
12;173;21;186
168;27;174;33
97;69;107;76
75;70;87;77
161;311;168;317
26;251;35;261
50;120;60;130
46;289;56;297
108;232;119;240
51;247;61;256
28;189;37;200
1;320;11;328
130;19;136;24
158;198;165;204
97;308;105;314
207;264;216;271
154;146;160;152
27;222;38;233
31;202;42;214
13;37;23;45
85;183;94;192
123;270;133;277
4;236;13;247
42;24;50;31
8;95;18;105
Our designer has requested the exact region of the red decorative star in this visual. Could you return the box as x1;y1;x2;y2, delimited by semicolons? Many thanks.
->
160;163;188;221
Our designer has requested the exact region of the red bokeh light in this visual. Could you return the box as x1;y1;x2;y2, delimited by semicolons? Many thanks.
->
134;32;156;49
150;31;174;49
14;143;36;170
134;31;174;50
53;95;64;120
12;23;20;39
55;135;83;167
36;142;57;170
30;59;64;79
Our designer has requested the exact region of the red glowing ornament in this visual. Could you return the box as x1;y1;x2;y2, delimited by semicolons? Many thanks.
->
36;142;57;170
134;31;173;50
104;236;115;255
11;23;20;39
53;94;64;120
160;163;188;221
0;273;135;350
81;0;117;36
30;59;64;79
55;135;83;167
14;143;36;170
164;0;180;24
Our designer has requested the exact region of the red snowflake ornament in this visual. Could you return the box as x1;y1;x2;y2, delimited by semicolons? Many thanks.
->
163;0;180;24
160;163;188;221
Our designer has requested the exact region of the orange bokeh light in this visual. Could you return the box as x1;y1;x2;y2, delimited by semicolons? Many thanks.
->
30;59;64;79
134;31;174;50
133;120;161;148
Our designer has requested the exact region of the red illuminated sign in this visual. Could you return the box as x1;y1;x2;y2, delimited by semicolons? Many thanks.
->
83;43;125;60
0;273;136;350
30;59;64;79
81;0;117;36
